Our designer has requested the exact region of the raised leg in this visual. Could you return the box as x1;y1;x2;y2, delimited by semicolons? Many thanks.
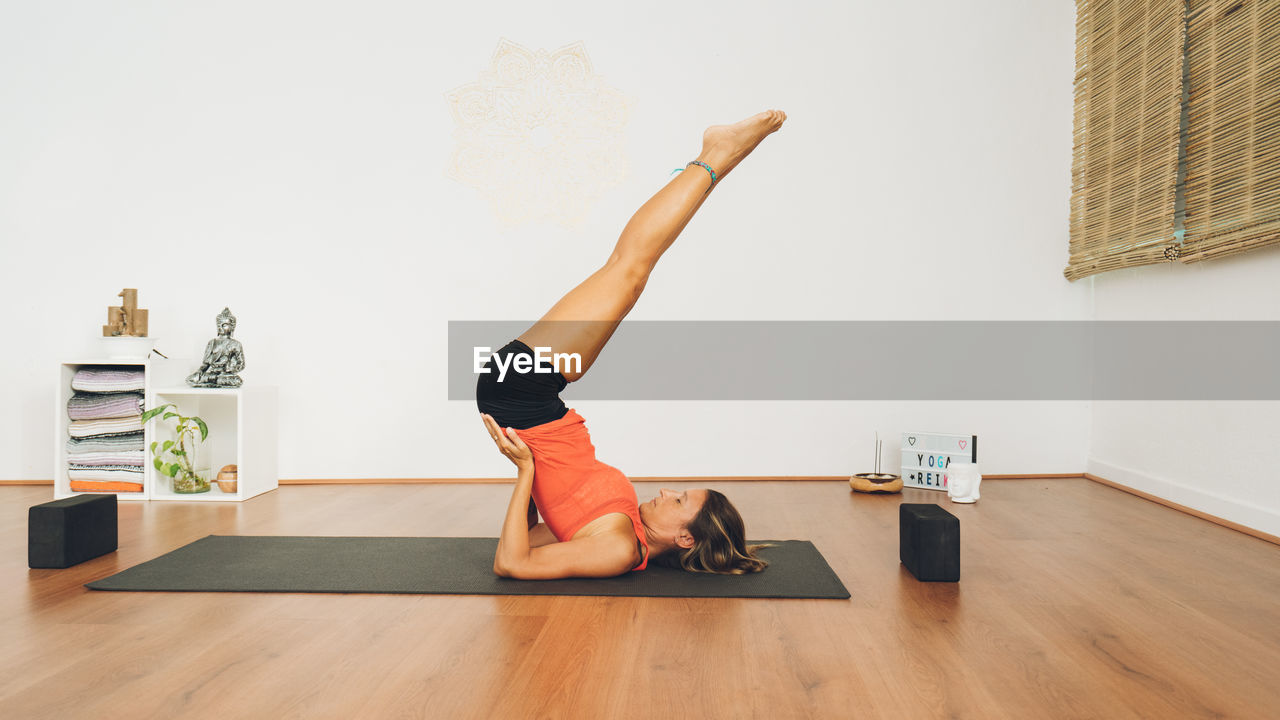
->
518;110;786;381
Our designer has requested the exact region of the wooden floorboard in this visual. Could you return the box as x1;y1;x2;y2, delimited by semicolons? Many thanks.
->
4;479;1279;719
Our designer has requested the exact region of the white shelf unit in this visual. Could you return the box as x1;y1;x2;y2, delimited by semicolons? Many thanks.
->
55;357;187;500
146;386;278;502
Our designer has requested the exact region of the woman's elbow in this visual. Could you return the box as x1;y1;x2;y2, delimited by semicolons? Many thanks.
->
494;555;525;577
495;557;540;579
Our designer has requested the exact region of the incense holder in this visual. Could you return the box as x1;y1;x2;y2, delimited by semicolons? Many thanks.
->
850;472;903;494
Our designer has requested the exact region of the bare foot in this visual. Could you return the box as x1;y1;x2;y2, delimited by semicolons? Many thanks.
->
698;110;786;180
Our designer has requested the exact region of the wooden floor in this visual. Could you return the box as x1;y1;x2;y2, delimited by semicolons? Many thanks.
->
4;479;1280;719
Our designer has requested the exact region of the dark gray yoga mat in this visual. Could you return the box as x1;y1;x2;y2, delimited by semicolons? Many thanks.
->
86;535;849;599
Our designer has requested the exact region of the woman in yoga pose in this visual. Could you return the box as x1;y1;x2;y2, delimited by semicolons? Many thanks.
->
477;109;786;580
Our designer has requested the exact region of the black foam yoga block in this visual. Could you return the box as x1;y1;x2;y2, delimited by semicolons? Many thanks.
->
28;494;118;569
899;503;960;582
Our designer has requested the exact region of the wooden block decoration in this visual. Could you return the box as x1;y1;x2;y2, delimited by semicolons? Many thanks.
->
901;431;977;491
899;503;960;582
102;288;149;337
132;309;149;337
28;494;118;569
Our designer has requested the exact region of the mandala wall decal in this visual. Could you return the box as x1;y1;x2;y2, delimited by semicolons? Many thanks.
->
446;39;633;227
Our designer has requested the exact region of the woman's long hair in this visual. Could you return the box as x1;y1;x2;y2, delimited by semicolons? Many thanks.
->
655;489;770;575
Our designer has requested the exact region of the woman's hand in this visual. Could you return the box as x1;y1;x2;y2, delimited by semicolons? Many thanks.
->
481;414;533;470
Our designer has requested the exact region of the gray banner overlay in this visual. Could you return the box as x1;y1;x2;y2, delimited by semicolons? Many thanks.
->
449;321;1280;400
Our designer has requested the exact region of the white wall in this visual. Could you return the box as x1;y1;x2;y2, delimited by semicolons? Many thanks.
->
1089;247;1280;537
0;0;1089;482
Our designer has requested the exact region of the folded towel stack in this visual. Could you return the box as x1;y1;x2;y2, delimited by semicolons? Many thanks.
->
72;367;145;393
67;417;145;438
66;451;145;467
66;432;144;453
67;392;145;421
67;366;146;493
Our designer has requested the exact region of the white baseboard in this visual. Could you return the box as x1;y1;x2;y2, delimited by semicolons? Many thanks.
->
1087;459;1280;540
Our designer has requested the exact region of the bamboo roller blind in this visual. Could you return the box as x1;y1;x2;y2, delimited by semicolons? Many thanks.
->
1066;0;1280;280
1066;0;1185;281
1180;0;1280;263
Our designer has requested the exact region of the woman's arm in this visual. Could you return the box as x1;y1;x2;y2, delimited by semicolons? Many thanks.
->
482;414;636;579
493;462;537;574
498;517;638;579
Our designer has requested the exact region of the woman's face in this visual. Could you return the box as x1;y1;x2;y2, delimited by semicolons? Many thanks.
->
641;488;708;534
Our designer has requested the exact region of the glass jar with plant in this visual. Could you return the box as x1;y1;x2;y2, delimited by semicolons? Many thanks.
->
142;403;211;493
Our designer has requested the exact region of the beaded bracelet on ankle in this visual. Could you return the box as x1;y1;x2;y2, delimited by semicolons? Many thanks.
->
670;160;719;193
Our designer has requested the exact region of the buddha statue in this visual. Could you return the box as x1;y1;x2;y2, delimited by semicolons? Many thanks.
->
186;307;245;388
947;461;982;504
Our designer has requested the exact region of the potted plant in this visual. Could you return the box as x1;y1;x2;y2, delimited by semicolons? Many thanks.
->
142;402;211;493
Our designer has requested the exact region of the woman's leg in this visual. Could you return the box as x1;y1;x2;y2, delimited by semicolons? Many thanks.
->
518;109;786;382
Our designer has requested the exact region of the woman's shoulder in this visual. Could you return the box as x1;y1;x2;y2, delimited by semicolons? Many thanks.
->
572;511;635;540
573;512;645;571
